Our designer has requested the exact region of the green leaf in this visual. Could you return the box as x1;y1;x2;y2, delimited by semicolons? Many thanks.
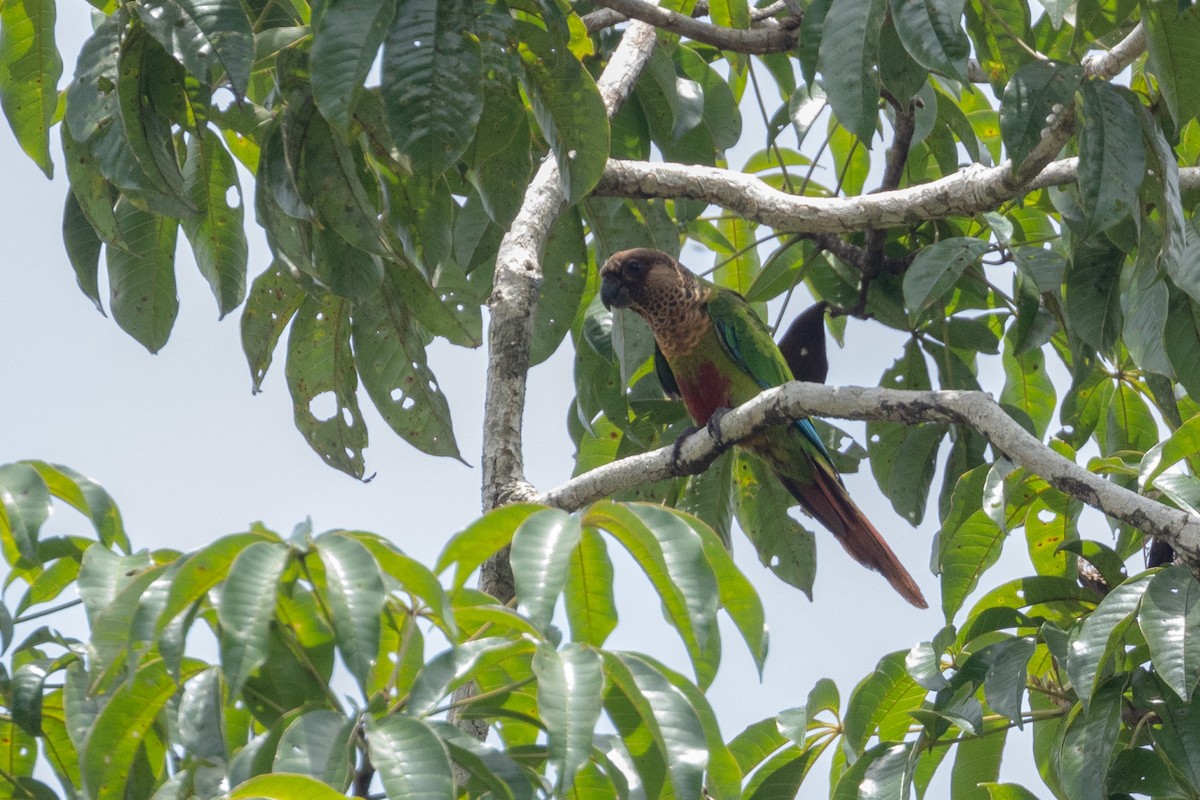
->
286;293;367;478
903;238;992;320
733;450;817;597
273;710;356;790
981;783;1043;800
1139;565;1200;702
511;508;582;633
106;199;179;354
832;742;911;800
61;123;121;249
406;636;534;716
842;650;925;756
1058;678;1123;800
1064;236;1123;354
182;133;248;318
241;262;305;392
0;462;51;563
1076;80;1145;234
312;0;398;136
603;652;708;800
428;721;536;800
0;0;61;176
177;667;224;761
1143;2;1200;129
586;502;720;687
820;0;885;144
983;636;1035;726
301;114;391;268
1121;256;1172;377
350;268;464;461
1000;61;1082;168
381;0;483;175
65;15;120;144
889;0;969;81
229;773;353;800
906;639;950;691
11;660;50;735
516;21;609;202
531;210;588;366
81;658;206;800
317;531;386;692
1057;539;1127;590
218;540;290;699
999;330;1055;438
63;192;106;315
437;503;542;587
563;527;618;647
535;642;604;793
366;715;455;800
965;0;1031;91
1066;571;1152;706
135;0;255;97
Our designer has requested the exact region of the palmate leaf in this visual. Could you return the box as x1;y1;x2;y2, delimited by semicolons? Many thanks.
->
381;0;483;176
0;0;61;177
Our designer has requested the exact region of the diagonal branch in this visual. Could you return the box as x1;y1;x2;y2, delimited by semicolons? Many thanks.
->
481;21;659;513
537;382;1200;564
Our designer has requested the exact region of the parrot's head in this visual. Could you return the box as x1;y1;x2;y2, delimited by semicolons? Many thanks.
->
599;248;696;316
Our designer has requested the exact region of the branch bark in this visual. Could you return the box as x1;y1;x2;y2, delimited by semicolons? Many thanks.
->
481;21;658;515
596;24;1163;234
536;382;1200;564
588;0;800;54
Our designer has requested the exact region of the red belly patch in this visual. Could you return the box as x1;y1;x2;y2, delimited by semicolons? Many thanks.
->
678;361;733;423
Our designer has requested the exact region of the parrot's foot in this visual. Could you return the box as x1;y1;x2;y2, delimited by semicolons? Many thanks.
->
669;424;702;476
669;408;734;476
706;407;733;451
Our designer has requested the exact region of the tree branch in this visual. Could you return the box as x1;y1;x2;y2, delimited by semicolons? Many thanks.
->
587;0;800;53
482;21;659;513
596;23;1161;234
537;382;1200;564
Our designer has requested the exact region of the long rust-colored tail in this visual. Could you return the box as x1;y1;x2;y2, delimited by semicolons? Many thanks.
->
778;470;928;609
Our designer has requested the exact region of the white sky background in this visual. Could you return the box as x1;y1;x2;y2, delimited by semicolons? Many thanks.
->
0;7;1067;795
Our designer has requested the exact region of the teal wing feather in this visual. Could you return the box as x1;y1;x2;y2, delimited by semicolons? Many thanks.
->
654;344;681;400
706;289;835;465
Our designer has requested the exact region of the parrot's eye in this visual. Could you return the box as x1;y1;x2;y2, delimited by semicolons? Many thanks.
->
625;259;645;277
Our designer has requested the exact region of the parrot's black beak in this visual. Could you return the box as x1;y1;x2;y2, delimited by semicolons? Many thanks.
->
600;274;630;310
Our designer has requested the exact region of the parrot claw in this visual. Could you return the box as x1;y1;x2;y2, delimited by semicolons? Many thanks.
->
669;424;702;476
706;407;733;451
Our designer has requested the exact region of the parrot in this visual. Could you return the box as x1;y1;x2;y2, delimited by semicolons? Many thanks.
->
599;247;928;608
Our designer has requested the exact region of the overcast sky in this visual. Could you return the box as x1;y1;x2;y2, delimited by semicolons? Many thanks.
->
0;8;1067;794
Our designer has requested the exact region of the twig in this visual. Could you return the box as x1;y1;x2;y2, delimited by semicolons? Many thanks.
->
589;0;800;54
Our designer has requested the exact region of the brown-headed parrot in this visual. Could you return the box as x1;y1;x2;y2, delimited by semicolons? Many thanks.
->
600;247;927;608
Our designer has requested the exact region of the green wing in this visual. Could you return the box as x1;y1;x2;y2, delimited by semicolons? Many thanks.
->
706;288;794;389
654;345;681;399
706;288;834;463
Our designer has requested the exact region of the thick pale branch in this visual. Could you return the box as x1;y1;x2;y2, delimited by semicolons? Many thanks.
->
596;23;1158;234
597;160;1200;235
481;22;658;512
538;382;1200;564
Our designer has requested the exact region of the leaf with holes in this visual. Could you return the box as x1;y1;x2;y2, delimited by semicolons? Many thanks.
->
183;134;247;318
241;263;305;393
350;272;464;462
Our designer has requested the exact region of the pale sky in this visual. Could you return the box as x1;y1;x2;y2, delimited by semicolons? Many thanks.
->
0;7;1058;795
